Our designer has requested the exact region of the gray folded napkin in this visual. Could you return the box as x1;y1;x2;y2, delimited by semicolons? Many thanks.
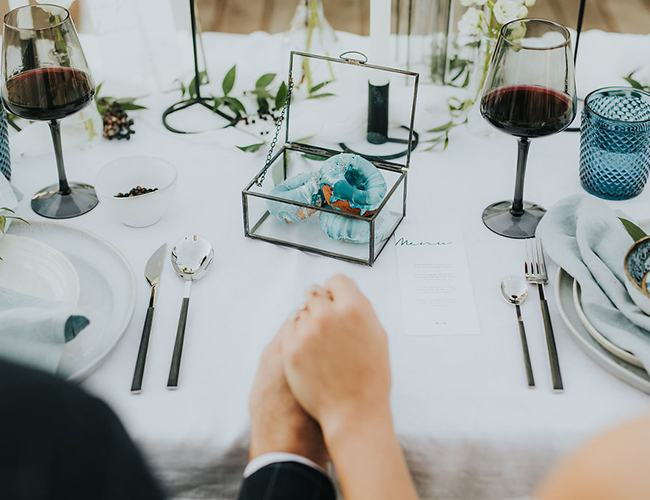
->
0;285;89;374
536;195;650;371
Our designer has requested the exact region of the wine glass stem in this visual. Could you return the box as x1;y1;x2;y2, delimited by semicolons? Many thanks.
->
48;120;72;196
512;136;531;216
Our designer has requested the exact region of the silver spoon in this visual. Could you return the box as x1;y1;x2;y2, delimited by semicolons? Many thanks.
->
500;275;535;388
168;235;214;388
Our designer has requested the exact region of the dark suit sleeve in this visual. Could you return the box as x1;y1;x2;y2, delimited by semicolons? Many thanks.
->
238;461;336;500
0;359;166;500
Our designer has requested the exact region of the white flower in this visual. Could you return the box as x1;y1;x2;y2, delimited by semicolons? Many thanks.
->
475;0;489;5
524;0;536;6
457;7;487;36
493;0;527;25
459;0;476;6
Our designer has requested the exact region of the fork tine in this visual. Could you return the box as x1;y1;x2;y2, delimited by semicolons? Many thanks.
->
536;239;545;278
535;238;547;280
524;239;534;278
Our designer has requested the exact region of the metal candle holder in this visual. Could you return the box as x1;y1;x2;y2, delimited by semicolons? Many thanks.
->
162;0;238;134
338;52;418;161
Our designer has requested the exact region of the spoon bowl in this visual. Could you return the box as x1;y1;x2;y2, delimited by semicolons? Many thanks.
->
500;274;528;306
168;235;214;388
171;235;214;281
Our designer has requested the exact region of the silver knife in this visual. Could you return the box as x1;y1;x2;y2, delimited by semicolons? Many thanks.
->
131;243;167;393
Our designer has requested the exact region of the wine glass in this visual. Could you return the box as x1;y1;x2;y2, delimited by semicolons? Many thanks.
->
479;19;576;239
1;4;97;219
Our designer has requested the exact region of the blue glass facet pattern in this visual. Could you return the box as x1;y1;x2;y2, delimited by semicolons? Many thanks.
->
580;87;650;200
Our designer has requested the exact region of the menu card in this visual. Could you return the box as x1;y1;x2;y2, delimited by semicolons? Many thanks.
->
395;225;480;336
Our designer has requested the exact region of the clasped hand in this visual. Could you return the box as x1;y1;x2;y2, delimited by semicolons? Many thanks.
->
249;274;418;500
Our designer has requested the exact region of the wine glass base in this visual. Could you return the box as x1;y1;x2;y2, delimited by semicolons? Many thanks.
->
31;183;98;219
482;200;546;239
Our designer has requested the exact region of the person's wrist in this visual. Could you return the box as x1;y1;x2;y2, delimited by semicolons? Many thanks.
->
250;412;329;468
321;402;394;450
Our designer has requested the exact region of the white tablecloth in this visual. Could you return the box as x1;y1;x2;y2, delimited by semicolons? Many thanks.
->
9;30;650;500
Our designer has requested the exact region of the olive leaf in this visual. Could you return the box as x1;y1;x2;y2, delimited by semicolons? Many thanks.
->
189;71;208;99
223;66;236;95
236;143;265;153
307;93;335;100
426;120;454;134
309;80;332;93
624;71;650;92
118;102;147;111
619;218;648;242
257;97;270;114
255;73;276;89
424;131;450;151
224;96;247;116
275;81;288;110
177;79;188;98
94;84;147;114
249;88;274;100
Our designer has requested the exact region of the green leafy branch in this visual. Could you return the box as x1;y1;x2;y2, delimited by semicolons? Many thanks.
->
94;83;147;115
624;70;650;93
177;66;333;153
423;97;473;151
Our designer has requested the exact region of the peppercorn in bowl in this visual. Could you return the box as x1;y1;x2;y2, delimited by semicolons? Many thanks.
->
95;156;177;227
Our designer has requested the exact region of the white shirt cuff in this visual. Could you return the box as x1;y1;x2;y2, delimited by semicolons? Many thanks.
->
243;452;326;477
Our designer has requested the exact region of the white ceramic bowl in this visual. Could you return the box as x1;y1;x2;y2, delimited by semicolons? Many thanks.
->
95;156;177;227
624;235;650;315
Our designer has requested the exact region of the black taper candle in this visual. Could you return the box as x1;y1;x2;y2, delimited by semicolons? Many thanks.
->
367;81;389;144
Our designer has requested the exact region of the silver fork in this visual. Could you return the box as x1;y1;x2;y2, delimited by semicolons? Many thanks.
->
524;238;563;392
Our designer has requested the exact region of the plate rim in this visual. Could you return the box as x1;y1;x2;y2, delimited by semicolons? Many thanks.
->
571;278;644;368
8;220;136;381
556;266;650;394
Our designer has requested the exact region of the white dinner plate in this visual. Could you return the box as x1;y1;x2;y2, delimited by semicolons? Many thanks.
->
571;279;643;368
0;234;80;304
556;267;650;394
8;221;136;381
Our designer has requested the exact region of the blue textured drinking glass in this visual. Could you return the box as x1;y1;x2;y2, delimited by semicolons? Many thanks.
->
580;87;650;200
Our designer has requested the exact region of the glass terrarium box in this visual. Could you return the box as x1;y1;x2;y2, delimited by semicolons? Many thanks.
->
242;51;419;266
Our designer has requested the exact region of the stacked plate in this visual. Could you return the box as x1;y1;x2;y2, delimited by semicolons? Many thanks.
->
556;268;650;394
1;221;136;381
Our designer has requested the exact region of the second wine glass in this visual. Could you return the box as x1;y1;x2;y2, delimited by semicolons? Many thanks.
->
1;4;97;219
479;19;576;239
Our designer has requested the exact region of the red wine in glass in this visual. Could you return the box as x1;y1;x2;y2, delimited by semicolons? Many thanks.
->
479;19;576;239
481;85;574;138
4;67;94;121
1;5;98;219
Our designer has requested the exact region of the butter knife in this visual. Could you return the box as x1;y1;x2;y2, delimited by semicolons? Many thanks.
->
131;243;167;393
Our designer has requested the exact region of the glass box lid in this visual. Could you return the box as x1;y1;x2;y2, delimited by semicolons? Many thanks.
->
283;50;419;170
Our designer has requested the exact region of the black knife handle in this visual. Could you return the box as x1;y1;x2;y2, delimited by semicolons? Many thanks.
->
131;306;155;393
168;297;190;388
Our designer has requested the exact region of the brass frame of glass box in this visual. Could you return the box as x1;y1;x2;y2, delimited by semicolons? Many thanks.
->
242;51;419;266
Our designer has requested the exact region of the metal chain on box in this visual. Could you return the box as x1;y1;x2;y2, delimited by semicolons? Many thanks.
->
256;78;294;187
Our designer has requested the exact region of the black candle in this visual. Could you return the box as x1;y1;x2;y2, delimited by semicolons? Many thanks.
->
367;81;389;144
